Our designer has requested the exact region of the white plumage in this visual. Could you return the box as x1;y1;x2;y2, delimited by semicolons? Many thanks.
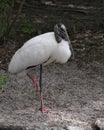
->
8;23;74;113
8;32;71;74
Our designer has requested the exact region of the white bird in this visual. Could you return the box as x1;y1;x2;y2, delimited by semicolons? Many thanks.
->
8;23;74;113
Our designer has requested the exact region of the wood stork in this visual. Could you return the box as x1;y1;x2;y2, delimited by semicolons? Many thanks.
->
8;23;74;113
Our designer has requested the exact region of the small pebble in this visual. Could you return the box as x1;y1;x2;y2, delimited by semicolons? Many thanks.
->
65;126;84;130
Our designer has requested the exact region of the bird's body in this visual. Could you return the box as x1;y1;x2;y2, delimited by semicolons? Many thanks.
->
8;32;71;74
8;23;74;113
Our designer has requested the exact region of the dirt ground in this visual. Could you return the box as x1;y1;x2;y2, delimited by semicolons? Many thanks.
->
0;32;104;130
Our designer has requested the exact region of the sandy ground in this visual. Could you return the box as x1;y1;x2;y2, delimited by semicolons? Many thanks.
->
0;58;104;129
0;31;104;130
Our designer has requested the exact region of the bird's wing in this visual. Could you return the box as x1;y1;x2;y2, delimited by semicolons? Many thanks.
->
8;32;57;73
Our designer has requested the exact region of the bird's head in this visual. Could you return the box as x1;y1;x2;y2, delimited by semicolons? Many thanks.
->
54;23;67;42
54;23;74;59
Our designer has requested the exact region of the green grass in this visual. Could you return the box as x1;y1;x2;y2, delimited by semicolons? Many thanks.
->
89;40;98;46
0;74;8;89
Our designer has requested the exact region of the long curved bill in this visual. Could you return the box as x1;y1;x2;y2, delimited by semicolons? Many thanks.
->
66;32;75;60
69;40;74;60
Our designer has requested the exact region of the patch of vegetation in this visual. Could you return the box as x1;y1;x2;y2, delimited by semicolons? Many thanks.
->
20;14;35;35
89;40;98;46
20;15;42;35
0;74;8;89
0;0;11;41
0;0;26;43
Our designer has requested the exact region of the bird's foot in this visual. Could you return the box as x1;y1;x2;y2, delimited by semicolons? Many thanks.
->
40;107;52;113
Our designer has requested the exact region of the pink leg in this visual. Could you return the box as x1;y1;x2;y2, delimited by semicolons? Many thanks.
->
40;92;51;113
27;73;51;113
32;77;39;92
27;74;39;92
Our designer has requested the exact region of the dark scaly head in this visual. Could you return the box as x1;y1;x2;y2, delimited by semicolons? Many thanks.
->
54;23;74;59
